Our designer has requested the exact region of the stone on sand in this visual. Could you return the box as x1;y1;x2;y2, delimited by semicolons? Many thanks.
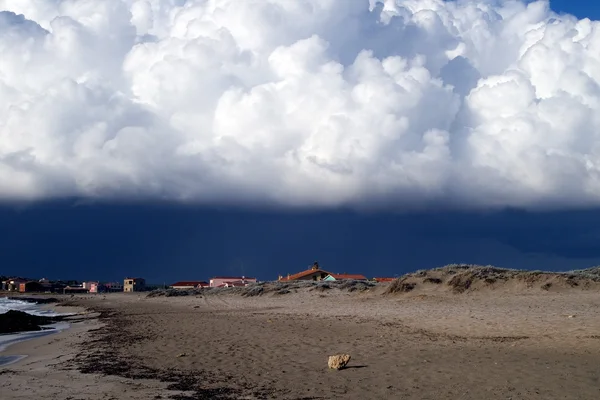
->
328;354;351;370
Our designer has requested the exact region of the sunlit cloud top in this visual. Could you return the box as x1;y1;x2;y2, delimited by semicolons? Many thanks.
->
0;0;598;210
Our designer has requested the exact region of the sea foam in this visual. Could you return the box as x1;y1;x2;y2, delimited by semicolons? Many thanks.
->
0;297;66;317
0;297;73;366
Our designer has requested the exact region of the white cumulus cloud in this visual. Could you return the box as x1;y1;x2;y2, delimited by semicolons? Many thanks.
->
0;0;599;209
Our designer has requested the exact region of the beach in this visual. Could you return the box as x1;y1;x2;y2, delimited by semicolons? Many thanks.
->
0;298;78;366
2;271;600;399
1;298;172;399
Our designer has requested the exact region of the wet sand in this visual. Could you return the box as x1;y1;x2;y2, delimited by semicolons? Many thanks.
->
2;283;600;399
1;303;171;399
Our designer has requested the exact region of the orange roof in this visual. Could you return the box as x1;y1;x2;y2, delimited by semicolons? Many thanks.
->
374;277;396;282
279;268;331;281
328;274;367;280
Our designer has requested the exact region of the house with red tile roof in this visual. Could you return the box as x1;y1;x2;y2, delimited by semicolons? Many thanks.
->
170;281;209;289
323;273;368;281
278;262;333;282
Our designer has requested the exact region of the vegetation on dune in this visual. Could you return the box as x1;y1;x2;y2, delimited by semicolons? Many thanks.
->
383;263;600;294
147;279;377;298
384;279;416;294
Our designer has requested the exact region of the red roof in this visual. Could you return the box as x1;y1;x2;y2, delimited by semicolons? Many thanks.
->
374;277;396;282
328;274;367;280
171;281;208;287
279;268;331;281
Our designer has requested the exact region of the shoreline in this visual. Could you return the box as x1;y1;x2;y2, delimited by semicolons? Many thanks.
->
0;326;68;367
1;295;183;400
0;299;86;367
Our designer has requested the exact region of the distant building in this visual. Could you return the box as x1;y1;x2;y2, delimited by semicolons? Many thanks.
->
170;281;209;289
18;281;45;293
103;282;123;292
83;281;100;293
209;276;257;288
3;278;27;292
41;281;66;293
323;273;368;281
278;262;331;282
124;277;146;292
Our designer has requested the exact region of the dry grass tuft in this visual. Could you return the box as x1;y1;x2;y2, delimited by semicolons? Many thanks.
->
447;274;473;293
384;279;417;294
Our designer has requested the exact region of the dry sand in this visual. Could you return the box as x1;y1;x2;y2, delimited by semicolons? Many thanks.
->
2;270;600;399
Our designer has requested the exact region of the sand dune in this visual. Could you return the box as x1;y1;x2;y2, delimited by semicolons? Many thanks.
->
384;264;600;295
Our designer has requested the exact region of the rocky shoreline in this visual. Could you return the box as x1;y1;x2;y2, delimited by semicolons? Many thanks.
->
0;297;65;334
0;310;66;335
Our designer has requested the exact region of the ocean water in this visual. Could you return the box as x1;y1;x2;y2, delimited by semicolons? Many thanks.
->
0;297;73;367
0;297;67;317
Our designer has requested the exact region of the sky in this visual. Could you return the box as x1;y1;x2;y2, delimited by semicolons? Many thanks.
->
542;0;600;20
2;0;600;282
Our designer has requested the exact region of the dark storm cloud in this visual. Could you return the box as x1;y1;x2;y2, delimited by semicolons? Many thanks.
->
1;203;600;282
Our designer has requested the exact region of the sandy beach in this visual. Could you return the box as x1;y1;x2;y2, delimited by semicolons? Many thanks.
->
3;269;600;399
1;302;172;399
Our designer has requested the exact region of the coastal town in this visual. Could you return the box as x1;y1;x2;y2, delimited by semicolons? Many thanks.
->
1;262;396;294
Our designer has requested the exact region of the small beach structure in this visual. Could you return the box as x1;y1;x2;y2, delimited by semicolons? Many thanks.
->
124;277;146;292
170;281;209;289
209;276;257;288
278;261;332;282
323;273;368;281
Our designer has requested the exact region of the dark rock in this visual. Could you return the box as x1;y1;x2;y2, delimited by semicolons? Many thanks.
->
0;310;62;334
